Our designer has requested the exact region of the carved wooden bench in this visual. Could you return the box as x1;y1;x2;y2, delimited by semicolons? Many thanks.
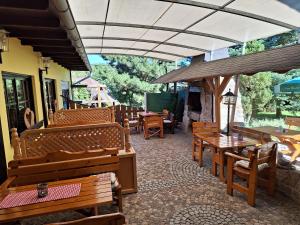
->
11;122;137;194
48;107;115;128
3;149;123;212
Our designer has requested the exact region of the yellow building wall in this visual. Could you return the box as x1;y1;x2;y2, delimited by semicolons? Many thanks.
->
0;38;70;164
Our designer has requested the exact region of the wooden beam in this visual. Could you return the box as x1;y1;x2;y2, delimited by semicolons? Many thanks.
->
218;76;232;94
205;78;215;92
9;28;67;40
43;53;79;57
21;39;72;47
34;46;75;52
214;77;221;130
0;0;49;10
0;12;59;28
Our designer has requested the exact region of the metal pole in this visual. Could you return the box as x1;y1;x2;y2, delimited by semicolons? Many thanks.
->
227;103;230;135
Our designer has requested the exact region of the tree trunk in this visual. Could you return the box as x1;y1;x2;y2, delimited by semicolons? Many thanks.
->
275;99;282;118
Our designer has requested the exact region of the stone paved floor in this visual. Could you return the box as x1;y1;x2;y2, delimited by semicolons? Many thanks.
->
123;130;300;225
22;130;300;225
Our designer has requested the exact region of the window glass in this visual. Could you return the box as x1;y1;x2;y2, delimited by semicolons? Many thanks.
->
3;74;34;134
5;79;15;104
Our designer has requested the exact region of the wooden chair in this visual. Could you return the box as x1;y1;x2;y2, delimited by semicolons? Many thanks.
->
47;213;126;225
163;112;176;134
143;115;163;139
192;122;219;166
225;143;277;206
162;109;169;119
125;111;140;134
5;149;123;212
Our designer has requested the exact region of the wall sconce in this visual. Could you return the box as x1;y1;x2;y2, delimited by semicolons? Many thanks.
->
0;29;9;64
39;56;51;74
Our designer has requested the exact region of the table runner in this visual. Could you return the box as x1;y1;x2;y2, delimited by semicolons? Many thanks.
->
0;183;81;209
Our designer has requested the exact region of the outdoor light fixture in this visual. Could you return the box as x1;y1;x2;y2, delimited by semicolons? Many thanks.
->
39;56;51;74
222;89;237;135
0;29;9;64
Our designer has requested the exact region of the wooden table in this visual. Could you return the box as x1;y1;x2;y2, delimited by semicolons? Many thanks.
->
0;174;112;223
250;126;300;161
195;134;259;182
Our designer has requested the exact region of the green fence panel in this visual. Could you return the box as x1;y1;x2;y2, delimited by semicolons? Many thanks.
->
146;92;177;112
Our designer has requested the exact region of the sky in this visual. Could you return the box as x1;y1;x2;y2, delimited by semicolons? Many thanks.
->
88;54;107;64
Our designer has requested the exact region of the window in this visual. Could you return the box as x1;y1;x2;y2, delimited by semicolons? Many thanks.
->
3;73;35;134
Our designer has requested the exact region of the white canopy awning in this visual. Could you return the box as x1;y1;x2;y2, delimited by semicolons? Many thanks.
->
68;0;300;61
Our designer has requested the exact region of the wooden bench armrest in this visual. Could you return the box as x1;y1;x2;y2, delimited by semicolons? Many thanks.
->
0;176;16;199
225;152;250;161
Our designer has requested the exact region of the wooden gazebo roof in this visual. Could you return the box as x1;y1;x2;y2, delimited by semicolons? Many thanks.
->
154;44;300;83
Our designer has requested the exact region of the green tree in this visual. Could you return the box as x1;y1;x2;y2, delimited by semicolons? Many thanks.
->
240;72;273;121
91;56;178;106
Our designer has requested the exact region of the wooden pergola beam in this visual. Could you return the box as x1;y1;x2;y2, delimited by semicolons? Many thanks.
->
218;76;232;94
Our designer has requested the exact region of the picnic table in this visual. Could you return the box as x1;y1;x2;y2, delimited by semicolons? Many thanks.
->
0;174;112;223
250;126;300;162
195;133;259;182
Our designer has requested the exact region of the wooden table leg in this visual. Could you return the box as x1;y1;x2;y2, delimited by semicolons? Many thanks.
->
212;147;217;176
219;149;226;182
198;140;203;167
93;205;99;215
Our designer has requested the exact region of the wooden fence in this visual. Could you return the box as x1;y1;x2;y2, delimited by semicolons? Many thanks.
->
115;105;144;124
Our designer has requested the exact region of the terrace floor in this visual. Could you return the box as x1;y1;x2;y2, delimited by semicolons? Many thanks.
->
22;130;300;225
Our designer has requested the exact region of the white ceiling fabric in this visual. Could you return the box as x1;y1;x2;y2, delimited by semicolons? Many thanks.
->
68;0;300;61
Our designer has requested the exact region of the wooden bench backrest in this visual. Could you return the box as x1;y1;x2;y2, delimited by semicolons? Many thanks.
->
7;149;119;187
48;107;115;128
192;122;219;134
285;117;300;128
12;123;126;159
231;126;271;144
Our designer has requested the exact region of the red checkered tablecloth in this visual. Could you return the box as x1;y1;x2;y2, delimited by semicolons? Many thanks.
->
0;183;81;209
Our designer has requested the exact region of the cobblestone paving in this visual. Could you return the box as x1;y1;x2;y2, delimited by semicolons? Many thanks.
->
123;131;300;225
21;130;300;225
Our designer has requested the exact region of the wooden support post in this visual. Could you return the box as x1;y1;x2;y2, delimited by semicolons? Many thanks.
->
11;128;21;159
110;106;115;122
205;78;215;93
214;77;221;130
124;119;131;152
